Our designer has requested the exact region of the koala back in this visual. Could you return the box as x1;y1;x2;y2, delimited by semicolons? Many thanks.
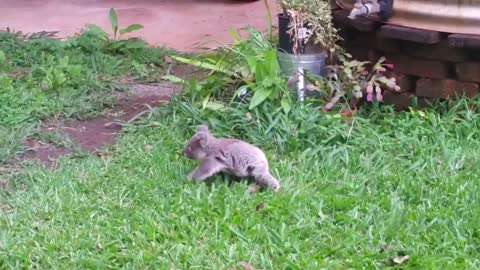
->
209;138;269;177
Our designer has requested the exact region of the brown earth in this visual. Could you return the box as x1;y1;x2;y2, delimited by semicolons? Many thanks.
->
1;0;278;52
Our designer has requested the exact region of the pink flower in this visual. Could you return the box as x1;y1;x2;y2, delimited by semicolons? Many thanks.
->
376;91;383;102
384;63;394;69
367;93;373;102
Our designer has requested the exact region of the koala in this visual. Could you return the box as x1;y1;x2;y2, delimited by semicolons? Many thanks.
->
182;125;280;192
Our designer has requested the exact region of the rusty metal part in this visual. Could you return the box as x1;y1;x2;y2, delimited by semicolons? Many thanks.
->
336;0;480;35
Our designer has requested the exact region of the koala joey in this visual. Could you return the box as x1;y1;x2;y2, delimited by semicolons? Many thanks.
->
183;125;280;192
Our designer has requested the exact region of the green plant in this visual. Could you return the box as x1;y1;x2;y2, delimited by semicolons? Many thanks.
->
31;55;83;92
168;26;292;113
276;0;341;56
74;8;147;54
308;54;399;111
108;8;144;40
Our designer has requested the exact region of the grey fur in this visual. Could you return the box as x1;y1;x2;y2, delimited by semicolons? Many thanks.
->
183;125;280;192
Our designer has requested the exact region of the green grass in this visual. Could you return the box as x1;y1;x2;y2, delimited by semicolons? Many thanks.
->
0;26;171;163
1;98;480;269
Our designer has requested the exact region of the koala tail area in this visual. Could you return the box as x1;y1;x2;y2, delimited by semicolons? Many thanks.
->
255;172;280;192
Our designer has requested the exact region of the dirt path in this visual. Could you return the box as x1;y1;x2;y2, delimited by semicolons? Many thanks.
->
16;65;202;168
19;81;177;168
1;0;278;52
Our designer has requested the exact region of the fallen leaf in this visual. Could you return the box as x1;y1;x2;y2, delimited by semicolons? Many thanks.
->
255;202;265;211
248;184;261;193
340;107;356;118
305;84;317;91
393;255;410;265
164;56;172;63
240;262;254;270
340;107;356;124
96;150;113;157
380;244;393;253
287;74;299;89
143;144;153;152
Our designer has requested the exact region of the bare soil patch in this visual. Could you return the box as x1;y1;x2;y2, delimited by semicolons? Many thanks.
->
60;81;176;152
12;61;205;168
18;80;182;168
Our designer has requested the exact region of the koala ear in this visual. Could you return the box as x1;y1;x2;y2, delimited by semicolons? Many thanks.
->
197;125;209;133
196;132;208;148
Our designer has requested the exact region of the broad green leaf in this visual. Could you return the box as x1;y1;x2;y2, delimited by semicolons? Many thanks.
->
85;24;109;39
281;96;291;114
201;94;211;109
249;87;272;109
108;41;123;49
263;49;279;76
109;8;119;37
162;75;203;92
119;24;144;34
246;56;257;74
171;56;236;77
255;60;266;82
124;38;145;49
262;77;274;88
205;101;225;111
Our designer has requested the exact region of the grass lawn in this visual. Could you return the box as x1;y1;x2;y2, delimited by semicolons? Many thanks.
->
1;24;480;269
0;25;170;163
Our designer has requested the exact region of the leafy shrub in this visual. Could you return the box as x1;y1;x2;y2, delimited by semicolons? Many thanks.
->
306;54;400;111
171;26;293;113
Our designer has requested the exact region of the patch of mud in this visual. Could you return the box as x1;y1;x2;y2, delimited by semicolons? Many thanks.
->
20;138;70;168
18;80;182;168
60;83;174;153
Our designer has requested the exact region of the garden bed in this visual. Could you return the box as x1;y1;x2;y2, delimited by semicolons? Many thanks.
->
332;7;480;110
